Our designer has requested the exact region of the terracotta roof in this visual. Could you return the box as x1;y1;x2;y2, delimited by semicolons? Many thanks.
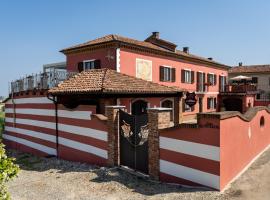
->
49;68;182;95
60;34;229;69
229;65;270;73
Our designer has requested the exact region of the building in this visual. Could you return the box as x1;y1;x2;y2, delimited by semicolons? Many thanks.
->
61;32;229;121
43;61;66;73
4;32;270;191
229;63;270;106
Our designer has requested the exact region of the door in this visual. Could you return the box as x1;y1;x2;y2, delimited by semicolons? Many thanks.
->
131;100;148;115
119;110;149;174
199;97;203;113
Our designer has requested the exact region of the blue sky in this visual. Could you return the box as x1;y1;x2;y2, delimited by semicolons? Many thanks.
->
1;0;270;96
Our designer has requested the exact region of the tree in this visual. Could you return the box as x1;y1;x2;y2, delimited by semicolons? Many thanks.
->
0;143;19;200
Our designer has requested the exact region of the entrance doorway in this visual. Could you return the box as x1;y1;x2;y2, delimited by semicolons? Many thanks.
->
199;97;203;113
131;100;148;115
119;110;149;174
223;98;243;112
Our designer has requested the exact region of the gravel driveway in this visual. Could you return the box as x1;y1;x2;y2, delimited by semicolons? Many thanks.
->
7;147;270;200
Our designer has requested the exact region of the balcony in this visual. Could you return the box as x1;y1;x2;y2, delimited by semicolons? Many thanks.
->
10;70;77;94
196;83;208;93
221;84;257;93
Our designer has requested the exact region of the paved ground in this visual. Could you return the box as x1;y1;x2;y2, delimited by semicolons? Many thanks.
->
7;147;270;200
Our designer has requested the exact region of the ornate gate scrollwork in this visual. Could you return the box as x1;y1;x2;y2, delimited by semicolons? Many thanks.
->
120;120;149;146
119;110;149;174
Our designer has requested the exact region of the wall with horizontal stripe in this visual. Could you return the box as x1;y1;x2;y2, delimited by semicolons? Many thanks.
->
220;109;270;190
4;95;108;166
159;122;221;190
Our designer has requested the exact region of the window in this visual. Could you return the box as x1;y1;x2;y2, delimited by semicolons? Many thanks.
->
160;66;175;82
207;97;217;109
252;77;258;84
219;75;226;92
161;99;174;121
84;60;95;70
197;72;205;92
77;60;101;72
207;73;216;85
181;69;194;84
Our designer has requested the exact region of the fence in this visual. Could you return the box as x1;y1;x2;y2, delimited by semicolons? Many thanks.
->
9;70;77;94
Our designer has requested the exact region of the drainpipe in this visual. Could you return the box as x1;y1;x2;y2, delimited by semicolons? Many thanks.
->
47;94;59;158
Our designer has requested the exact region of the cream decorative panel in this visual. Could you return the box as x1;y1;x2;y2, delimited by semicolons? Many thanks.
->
136;59;152;81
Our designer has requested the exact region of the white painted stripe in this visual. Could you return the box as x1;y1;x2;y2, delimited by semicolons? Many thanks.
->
5;126;56;143
5;97;53;104
58;110;91;120
5;108;92;120
5;117;107;141
2;134;56;155
58;123;107;141
160;136;220;161
5;117;56;130
160;159;220;190
59;137;107;159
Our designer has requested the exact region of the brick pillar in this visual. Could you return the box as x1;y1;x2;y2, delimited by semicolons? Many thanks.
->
147;108;171;180
106;105;125;167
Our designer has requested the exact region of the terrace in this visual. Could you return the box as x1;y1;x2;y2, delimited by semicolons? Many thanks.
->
9;69;77;95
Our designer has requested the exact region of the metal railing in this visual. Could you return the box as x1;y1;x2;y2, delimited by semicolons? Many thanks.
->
221;84;257;93
10;70;77;94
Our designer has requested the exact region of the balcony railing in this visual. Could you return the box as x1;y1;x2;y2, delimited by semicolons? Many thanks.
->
10;70;77;94
196;83;208;93
222;84;257;93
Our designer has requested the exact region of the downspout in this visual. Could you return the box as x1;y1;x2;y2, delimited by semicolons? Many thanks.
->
47;93;59;158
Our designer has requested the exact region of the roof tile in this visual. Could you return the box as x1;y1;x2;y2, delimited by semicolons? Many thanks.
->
49;69;182;95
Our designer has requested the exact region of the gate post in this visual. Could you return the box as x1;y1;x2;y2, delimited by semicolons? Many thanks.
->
106;105;125;167
147;107;172;180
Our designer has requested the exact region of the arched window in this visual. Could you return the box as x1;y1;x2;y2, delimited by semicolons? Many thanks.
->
161;99;174;121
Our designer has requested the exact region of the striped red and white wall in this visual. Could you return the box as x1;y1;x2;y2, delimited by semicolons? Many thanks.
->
4;95;108;166
159;124;221;190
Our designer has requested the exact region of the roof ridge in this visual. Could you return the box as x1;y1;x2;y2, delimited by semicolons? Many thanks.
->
100;68;108;91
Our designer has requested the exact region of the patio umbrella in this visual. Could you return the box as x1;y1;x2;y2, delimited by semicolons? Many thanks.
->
230;75;252;81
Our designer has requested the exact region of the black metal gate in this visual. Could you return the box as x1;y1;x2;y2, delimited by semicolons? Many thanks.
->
119;109;149;174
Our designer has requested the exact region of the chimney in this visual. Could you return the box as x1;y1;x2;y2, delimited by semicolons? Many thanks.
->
152;32;160;39
239;62;243;66
183;47;189;54
208;57;213;60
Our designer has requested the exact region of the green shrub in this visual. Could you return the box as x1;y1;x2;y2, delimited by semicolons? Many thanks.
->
0;143;19;200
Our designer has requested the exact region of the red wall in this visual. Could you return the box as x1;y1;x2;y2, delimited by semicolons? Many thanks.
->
220;109;270;190
66;48;116;71
119;48;228;92
119;48;226;116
